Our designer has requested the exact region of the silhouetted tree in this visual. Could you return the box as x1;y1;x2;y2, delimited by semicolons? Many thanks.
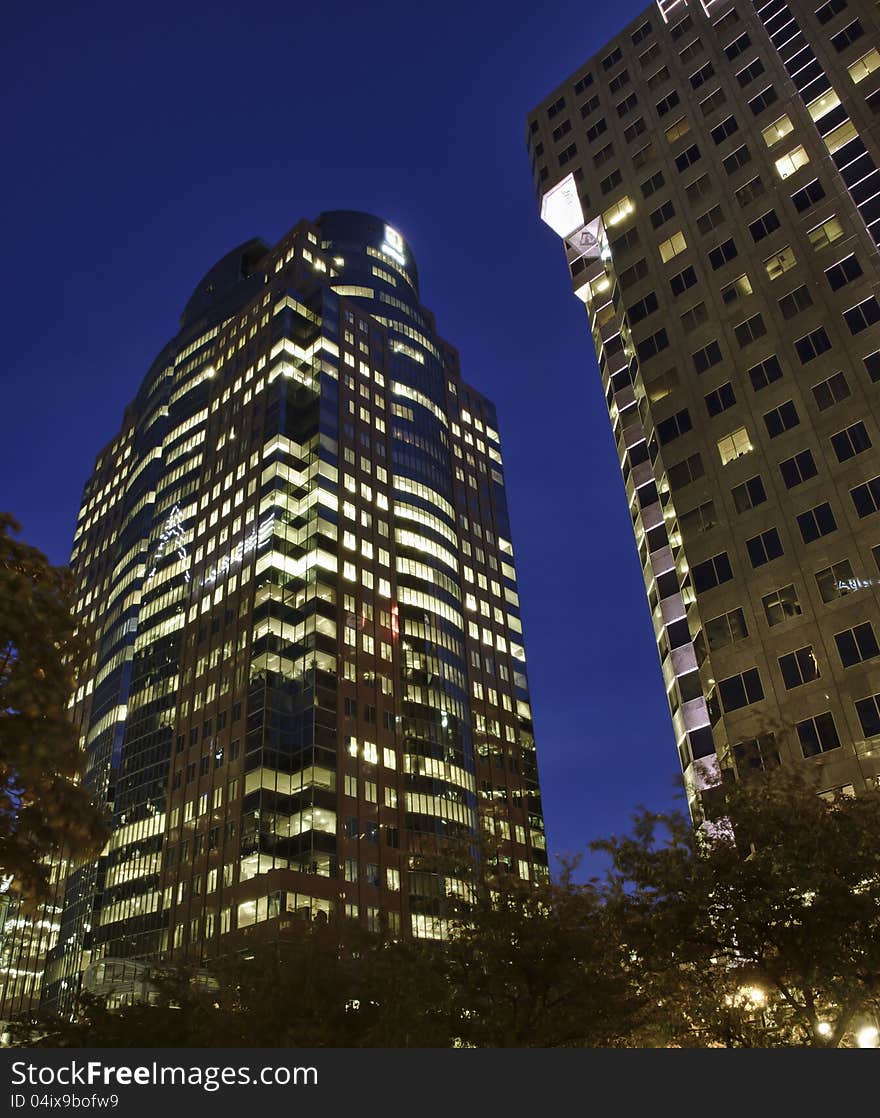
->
595;769;880;1047
0;514;107;899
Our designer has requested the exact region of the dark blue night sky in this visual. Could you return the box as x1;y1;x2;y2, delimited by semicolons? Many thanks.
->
1;0;681;875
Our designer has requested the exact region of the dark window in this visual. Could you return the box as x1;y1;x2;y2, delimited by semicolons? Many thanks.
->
830;19;863;51
815;559;855;603
723;145;752;174
670;265;697;296
641;171;665;198
626;291;659;324
647;66;671;90
812;371;850;410
791;178;825;213
693;340;723;374
552;119;571;142
670;14;693;40
696;203;724;234
618;258;649;287
690;62;715;89
692;552;734;592
586;118;607;142
825;254;863;290
749;209;781;242
601;46;623;70
675;144;702;172
547;96;566;118
679;499;717;536
736;58;765;87
732;475;767;513
668;452;704;491
705;607;749;650
624;117;646;142
700;87;727;116
762;584;802;626
705;381;736;416
815;0;847;25
650;200;676;229
580;93;600;117
656;90;681;117
855;693;880;739
748;85;778;114
851;476;880;518
779;449;818;488
679;38;706;63
617;92;639;117
718;668;764;712
844;297;880;335
831;421;872;462
835;621;880;667
797;501;838;542
725;32;751;61
686;173;713;203
749;354;783;391
636;328;669;363
864;351;880;383
610;227;640;255
574;72;594;95
711;116;739;144
609;68;630;93
746;527;784;568
656;407;692;444
778;285;813;320
559;143;578;167
797;711;840;757
735;313;767;347
778;646;820;689
599;168;622;193
631;20;652;44
708;239;738;269
795;328;832;363
681;301;709;332
763;400;800;438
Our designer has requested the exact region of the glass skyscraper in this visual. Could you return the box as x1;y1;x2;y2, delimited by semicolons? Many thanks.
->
1;211;546;1017
529;0;880;816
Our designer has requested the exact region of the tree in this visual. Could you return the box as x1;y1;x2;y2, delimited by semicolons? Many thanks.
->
0;514;107;900
594;769;880;1047
441;858;650;1047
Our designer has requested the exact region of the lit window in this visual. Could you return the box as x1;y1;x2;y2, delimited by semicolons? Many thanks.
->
849;48;880;84
823;119;859;156
806;89;841;122
764;245;797;280
761;114;793;146
603;195;634;227
775;145;809;180
807;217;844;251
717;427;753;465
659;231;687;262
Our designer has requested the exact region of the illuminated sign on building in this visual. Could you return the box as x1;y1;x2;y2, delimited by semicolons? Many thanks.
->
200;513;275;589
381;225;406;266
540;174;584;238
146;504;190;582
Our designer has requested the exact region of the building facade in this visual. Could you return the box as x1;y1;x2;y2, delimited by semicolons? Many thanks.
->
528;0;880;814
2;211;545;1017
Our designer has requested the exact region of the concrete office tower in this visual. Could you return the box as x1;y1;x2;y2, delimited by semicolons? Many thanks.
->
7;212;545;1015
528;0;880;815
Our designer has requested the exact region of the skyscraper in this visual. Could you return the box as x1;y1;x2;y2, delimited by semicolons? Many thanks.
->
528;0;880;815
2;211;545;1016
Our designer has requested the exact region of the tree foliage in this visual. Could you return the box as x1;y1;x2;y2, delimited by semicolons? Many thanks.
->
11;769;880;1047
594;769;880;1047
0;514;107;899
